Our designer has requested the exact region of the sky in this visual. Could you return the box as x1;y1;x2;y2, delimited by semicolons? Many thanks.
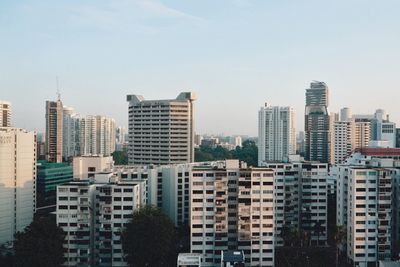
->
1;0;400;136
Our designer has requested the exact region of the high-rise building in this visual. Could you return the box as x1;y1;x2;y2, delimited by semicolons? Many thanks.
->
371;109;396;148
37;160;73;208
258;104;296;164
0;127;36;244
0;100;11;127
354;121;371;149
190;160;275;267
62;106;78;161
334;148;400;266
333;108;356;164
46;100;63;163
126;92;196;165
304;81;332;163
57;179;146;267
262;161;329;246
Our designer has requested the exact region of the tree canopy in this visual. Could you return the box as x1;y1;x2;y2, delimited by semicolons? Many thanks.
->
195;139;258;166
112;150;128;165
13;216;65;267
122;205;176;267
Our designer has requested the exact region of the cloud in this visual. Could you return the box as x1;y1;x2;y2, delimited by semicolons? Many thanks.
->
67;0;207;33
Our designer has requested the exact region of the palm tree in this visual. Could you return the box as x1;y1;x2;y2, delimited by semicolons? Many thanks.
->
312;221;324;246
333;225;346;267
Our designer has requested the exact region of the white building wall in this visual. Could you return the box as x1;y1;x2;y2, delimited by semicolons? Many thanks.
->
0;128;36;244
258;105;296;164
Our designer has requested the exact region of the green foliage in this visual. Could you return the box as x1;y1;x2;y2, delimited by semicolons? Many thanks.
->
195;139;258;166
13;216;65;267
112;150;128;165
122;205;176;267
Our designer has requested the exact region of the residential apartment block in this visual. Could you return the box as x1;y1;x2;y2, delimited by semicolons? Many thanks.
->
0;100;11;127
0;127;36;244
127;92;196;165
334;148;400;266
190;160;275;267
56;179;146;267
258;104;296;164
262;162;329;246
46;99;63;163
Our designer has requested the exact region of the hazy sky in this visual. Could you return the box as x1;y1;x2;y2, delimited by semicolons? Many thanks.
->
1;0;399;136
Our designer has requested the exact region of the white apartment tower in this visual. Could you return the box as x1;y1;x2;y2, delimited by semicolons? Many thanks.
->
262;162;329;246
190;160;275;267
57;179;146;267
127;92;196;165
258;104;296;165
335;149;400;266
0;100;11;127
0;127;36;244
63;106;78;161
333;108;356;164
355;121;371;149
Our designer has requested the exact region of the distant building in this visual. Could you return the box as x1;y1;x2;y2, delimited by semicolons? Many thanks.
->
194;134;203;147
73;155;114;179
333;108;355;164
354;121;371;149
0;127;36;244
46;100;63;163
371;109;396;148
62;106;77;161
230;136;242;148
258;104;296;164
201;138;219;147
127;92;196;165
304;81;332;163
0;100;11;127
37;160;73;207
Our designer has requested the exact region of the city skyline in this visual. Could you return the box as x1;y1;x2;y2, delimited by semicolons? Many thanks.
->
1;0;400;135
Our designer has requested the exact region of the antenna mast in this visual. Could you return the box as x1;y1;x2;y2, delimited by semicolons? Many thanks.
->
56;76;61;101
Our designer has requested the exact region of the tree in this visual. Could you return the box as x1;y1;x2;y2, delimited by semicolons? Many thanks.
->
313;221;325;246
333;225;346;267
14;216;65;267
195;139;258;167
112;150;128;165
122;205;176;267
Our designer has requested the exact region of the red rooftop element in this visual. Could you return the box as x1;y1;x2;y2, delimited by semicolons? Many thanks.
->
354;147;400;156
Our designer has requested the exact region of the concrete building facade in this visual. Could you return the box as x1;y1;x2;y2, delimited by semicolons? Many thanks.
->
304;81;332;164
258;104;296;164
0;127;36;244
0;100;11;127
190;160;275;267
46;100;63;163
56;179;146;267
127;92;196;165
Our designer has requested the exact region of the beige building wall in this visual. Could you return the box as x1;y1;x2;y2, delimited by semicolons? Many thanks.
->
0;127;36;244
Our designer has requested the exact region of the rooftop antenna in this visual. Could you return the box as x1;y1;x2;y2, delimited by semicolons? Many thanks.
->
56;76;61;101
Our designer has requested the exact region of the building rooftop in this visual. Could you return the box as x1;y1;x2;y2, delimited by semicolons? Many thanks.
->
221;250;245;263
355;147;400;157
